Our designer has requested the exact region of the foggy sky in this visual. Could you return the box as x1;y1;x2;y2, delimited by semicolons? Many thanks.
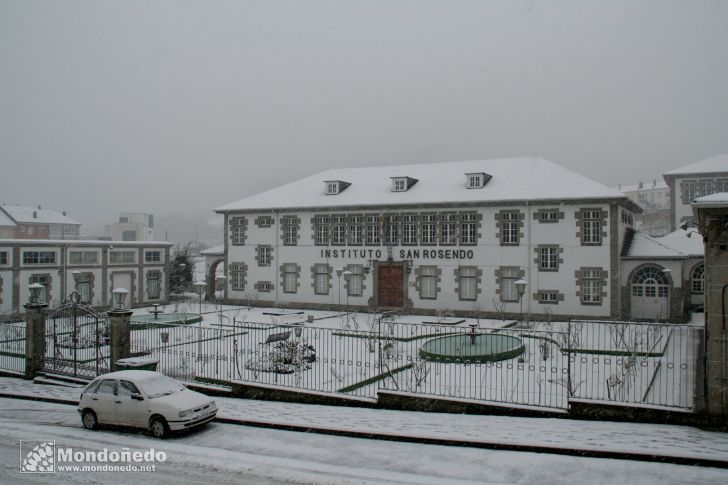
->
1;0;727;236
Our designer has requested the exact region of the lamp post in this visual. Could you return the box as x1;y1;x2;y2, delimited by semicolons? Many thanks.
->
111;287;128;310
193;281;206;361
336;268;343;306
515;279;527;325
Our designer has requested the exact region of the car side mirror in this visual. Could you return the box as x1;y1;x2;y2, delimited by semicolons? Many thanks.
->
131;394;144;401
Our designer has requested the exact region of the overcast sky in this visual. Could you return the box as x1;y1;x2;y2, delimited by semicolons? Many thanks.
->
1;0;727;235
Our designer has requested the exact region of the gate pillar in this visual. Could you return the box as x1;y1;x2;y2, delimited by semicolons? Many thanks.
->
108;309;133;372
24;302;48;380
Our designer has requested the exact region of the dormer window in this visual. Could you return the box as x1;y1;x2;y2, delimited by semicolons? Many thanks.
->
465;172;491;189
324;180;351;195
390;176;418;192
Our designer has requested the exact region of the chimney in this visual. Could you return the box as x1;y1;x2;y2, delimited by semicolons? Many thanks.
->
37;205;42;210
62;211;67;216
653;179;656;188
33;211;37;219
638;181;643;189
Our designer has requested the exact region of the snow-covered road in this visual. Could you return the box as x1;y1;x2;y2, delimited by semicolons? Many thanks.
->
1;398;727;485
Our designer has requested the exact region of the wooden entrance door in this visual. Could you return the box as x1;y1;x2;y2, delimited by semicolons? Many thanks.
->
378;265;404;307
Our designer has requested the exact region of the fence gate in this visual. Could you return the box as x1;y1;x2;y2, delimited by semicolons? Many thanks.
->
43;298;110;379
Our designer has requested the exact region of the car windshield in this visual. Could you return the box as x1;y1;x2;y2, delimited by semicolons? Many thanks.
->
137;375;185;399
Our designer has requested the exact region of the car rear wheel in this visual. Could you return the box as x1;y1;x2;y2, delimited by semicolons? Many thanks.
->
82;410;97;430
149;416;169;438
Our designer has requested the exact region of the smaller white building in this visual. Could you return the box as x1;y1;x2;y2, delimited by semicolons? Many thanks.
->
104;212;155;241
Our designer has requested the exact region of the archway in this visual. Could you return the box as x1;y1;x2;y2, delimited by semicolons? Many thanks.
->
630;264;672;320
205;258;224;301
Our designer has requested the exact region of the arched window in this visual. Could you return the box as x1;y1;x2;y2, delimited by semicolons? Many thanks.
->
631;266;670;298
691;264;704;296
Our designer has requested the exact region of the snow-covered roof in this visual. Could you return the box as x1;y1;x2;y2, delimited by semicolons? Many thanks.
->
201;244;224;256
0;204;81;225
664;154;728;176
216;157;630;212
625;228;703;258
0;239;173;247
617;181;668;193
693;192;728;207
0;209;15;227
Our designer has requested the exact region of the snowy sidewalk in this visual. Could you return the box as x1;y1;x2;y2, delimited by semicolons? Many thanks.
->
0;376;726;467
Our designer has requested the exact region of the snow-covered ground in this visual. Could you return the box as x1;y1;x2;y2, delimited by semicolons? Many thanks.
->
1;395;727;484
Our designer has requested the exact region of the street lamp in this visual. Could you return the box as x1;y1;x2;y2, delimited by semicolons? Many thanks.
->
111;288;128;310
28;283;44;305
193;280;206;361
515;279;527;324
193;281;207;316
215;275;227;301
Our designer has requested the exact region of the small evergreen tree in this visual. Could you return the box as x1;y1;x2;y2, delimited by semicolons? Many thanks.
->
170;244;194;294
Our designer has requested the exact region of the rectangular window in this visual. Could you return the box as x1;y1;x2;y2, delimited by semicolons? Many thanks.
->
538;291;558;304
69;251;98;265
681;180;697;204
314;216;329;245
421;213;437;245
144;250;161;263
283;264;298;293
581;210;602;245
420;266;438;299
348;215;363;245
23;251;56;264
393;179;406;192
539;247;559;271
715;179;728;193
459;266;477;301
146;271;161;300
257;246;271;266
257;281;273;292
440;213;458;245
538;210;560;223
314;263;330;295
230;263;246;291
0;251;7;265
501;212;520;245
500;267;521;302
384;214;399;245
468;174;482;188
327;182;338;194
346;265;364;297
122;230;137;241
581;269;602;304
366;216;381;245
230;217;246;245
402;214;418;245
282;216;298;246
331;215;346;245
74;272;91;303
697;179;713;198
460;213;477;245
109;250;136;264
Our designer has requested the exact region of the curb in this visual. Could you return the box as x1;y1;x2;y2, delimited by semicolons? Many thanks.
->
1;392;726;469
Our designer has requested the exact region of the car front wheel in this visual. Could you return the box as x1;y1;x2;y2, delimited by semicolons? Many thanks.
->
81;410;97;430
149;416;169;438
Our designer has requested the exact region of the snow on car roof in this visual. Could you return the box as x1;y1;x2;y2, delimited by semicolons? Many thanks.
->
94;370;168;381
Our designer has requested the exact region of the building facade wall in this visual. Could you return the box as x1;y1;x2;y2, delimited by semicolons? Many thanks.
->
665;172;728;231
223;200;629;319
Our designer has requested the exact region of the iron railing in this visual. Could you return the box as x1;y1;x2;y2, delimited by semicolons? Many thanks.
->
0;319;26;374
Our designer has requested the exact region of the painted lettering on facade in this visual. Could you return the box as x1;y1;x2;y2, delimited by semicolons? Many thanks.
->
319;249;474;260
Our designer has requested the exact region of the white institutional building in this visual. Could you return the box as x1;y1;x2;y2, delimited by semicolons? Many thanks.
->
215;158;643;320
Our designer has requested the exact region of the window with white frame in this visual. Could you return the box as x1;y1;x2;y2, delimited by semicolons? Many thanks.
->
69;250;98;265
581;209;602;245
230;263;246;291
230;217;246;245
539;246;559;271
581;268;603;304
144;250;161;263
282;264;298;293
75;273;92;303
499;267;521;302
501;212;520;245
331;215;346;245
681;180;697;204
460;213;477;245
282;216;298;246
692;264;704;296
314;264;330;295
110;250;136;264
257;246;271;266
715;179;728;193
366;216;380;245
421;213;437;245
348;215;363;245
697;179;713;198
441;213;458;245
392;178;406;192
420;266;438;299
458;266;478;301
537;291;558;304
23;251;56;264
0;251;7;265
346;265;364;297
146;271;161;300
326;182;339;195
467;174;483;188
384;214;399;245
402;214;418;245
314;216;329;245
537;210;560;223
